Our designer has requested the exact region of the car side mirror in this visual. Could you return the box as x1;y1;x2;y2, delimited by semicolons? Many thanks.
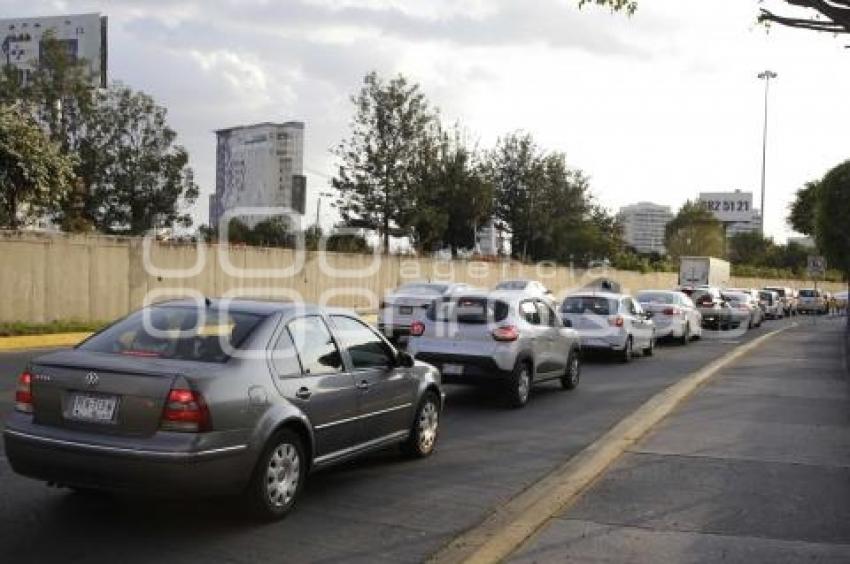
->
397;351;415;368
562;318;572;328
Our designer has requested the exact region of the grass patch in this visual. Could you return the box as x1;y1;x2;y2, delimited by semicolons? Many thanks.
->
0;320;109;337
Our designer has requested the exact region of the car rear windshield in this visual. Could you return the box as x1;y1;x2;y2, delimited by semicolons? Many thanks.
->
636;292;676;305
692;291;717;305
764;287;786;297
427;297;509;324
78;306;266;363
495;281;528;291
561;296;617;315
798;289;817;298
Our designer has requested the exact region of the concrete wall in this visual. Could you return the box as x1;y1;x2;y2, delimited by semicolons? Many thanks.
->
0;231;844;323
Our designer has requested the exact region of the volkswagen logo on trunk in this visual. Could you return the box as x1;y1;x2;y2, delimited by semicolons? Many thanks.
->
84;372;99;387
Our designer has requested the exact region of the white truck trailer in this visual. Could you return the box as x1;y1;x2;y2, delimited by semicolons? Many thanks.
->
679;256;731;288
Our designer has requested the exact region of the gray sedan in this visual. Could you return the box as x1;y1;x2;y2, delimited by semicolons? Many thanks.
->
4;299;443;520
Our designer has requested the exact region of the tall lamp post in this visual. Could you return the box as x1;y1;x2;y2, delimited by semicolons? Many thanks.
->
758;70;778;234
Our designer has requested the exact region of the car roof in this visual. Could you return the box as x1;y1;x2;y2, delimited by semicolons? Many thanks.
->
565;291;624;300
154;298;337;317
636;289;681;295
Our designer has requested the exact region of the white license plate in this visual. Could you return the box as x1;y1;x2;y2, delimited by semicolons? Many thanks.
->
399;306;413;315
69;394;118;422
442;363;464;375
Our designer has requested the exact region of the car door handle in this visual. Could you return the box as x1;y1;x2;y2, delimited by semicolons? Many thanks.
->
356;380;370;391
295;387;312;400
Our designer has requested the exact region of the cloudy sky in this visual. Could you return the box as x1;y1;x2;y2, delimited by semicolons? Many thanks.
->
6;0;850;241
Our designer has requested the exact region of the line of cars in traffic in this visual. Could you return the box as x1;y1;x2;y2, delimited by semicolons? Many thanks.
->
2;278;839;521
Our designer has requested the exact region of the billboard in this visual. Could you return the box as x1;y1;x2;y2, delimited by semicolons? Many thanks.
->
698;191;754;223
1;13;107;87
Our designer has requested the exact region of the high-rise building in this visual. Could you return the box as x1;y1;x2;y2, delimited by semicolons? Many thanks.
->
211;121;307;230
618;202;673;255
0;13;108;87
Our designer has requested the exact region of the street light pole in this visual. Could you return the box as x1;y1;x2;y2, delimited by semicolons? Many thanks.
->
758;70;777;235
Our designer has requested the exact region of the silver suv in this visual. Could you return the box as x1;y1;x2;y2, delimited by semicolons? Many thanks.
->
406;291;582;408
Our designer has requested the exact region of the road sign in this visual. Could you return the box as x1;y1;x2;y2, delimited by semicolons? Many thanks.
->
807;255;827;278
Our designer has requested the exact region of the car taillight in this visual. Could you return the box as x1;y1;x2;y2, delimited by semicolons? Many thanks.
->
492;325;520;341
663;307;681;315
609;315;624;327
410;321;425;337
161;388;210;432
15;370;33;414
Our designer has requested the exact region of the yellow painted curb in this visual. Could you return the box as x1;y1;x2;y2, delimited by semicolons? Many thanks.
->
0;332;92;351
429;324;795;564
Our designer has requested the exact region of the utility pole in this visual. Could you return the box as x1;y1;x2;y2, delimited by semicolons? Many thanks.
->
757;70;777;235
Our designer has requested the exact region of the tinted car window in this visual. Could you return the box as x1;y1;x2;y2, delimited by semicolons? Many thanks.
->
495;281;529;291
331;315;394;369
561;296;617;315
637;292;676;305
287;316;343;375
537;302;559;327
799;289;817;298
79;306;265;363
271;326;302;377
428;297;509;324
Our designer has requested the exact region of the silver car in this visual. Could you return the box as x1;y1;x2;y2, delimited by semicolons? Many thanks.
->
4;300;443;520
636;290;702;345
406;291;581;408
378;281;473;342
759;290;784;319
722;291;763;328
560;292;656;362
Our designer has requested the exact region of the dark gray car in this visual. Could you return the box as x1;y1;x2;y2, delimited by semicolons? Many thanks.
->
4;299;443;520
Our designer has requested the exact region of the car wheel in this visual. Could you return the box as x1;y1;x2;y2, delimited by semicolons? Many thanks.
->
248;429;305;521
679;324;690;346
620;337;633;363
507;361;532;408
402;391;440;458
643;334;655;356
560;349;581;390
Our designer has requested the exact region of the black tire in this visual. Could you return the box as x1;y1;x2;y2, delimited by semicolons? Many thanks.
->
247;429;306;521
643;334;655;357
560;349;581;390
507;361;533;408
678;324;690;346
402;391;440;458
619;337;633;363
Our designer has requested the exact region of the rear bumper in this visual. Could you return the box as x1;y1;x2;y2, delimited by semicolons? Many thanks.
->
411;352;512;384
3;418;253;495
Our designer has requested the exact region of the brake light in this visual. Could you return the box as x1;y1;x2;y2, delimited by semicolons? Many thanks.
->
410;321;425;337
492;325;520;341
663;307;682;316
15;371;33;414
609;315;624;327
161;388;210;432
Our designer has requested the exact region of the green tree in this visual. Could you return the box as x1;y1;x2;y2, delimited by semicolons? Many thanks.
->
813;161;850;282
788;181;819;236
578;0;638;14
728;232;773;265
80;84;198;234
333;71;439;253
0;103;75;228
407;125;493;254
664;201;725;260
485;132;542;260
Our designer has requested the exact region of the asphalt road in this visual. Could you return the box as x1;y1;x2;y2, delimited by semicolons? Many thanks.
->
513;316;850;563
0;318;807;563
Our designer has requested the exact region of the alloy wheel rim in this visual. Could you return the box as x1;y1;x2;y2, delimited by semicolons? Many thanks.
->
418;401;439;452
266;443;301;508
570;357;580;384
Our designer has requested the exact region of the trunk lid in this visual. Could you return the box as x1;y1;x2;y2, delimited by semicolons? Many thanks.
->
29;350;189;437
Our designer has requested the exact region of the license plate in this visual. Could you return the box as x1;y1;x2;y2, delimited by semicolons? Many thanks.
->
442;363;464;375
69;394;118;422
399;306;413;315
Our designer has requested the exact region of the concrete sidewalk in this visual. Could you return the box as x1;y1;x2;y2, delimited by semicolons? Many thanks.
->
513;317;850;563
